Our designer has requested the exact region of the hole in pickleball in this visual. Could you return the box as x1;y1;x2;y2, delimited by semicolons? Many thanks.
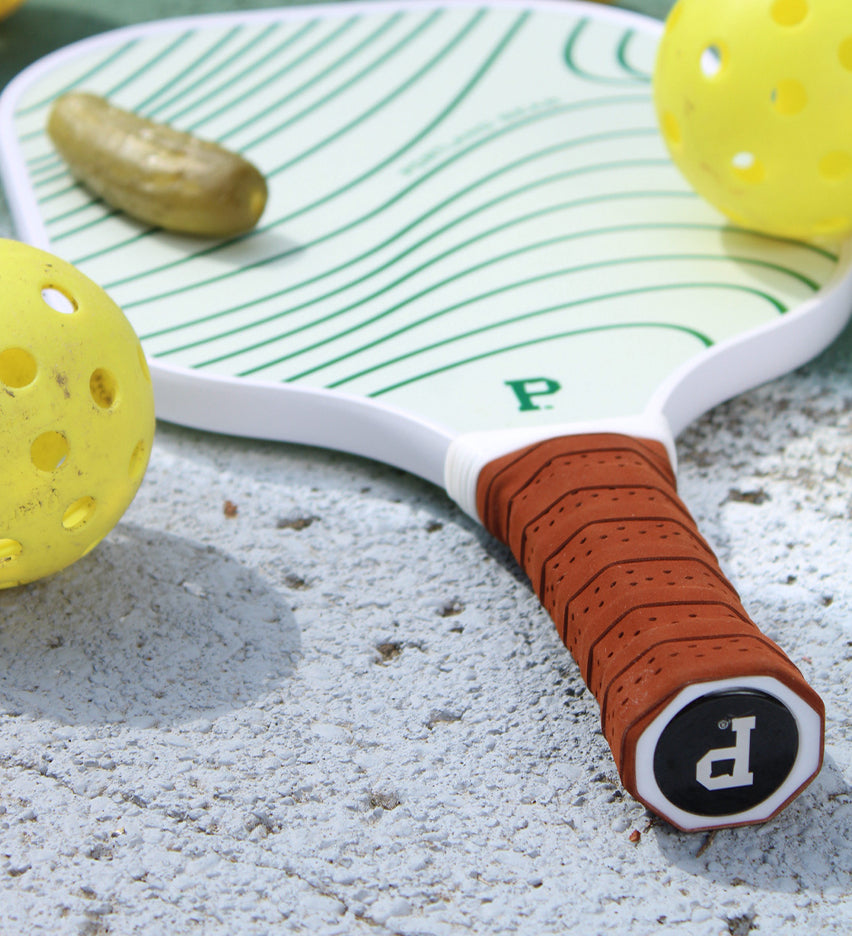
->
839;36;852;71
31;431;70;471
82;537;104;558
90;368;118;408
771;0;808;27
771;79;807;115
62;496;96;531
700;44;723;78
41;286;77;315
813;216;850;235
0;539;23;562
731;152;765;184
661;111;682;146
653;690;798;817
819;151;852;181
0;348;37;388
129;440;148;482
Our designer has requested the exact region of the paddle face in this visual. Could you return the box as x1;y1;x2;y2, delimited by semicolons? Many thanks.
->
0;0;848;481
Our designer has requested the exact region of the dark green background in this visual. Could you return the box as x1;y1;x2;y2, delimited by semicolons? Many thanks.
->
0;1;677;91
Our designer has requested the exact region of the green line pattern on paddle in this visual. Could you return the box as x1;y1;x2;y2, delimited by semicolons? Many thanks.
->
12;4;838;433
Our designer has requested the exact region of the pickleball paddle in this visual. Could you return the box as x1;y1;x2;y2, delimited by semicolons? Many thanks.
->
1;0;849;830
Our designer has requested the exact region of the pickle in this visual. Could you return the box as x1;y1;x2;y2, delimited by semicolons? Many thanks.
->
47;92;268;237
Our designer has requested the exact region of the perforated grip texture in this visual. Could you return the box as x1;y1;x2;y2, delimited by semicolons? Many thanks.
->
476;433;824;825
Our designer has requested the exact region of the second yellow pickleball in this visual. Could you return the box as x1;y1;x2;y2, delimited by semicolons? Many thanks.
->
654;0;852;239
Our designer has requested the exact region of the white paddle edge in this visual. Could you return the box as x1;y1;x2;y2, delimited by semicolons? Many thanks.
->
445;240;852;518
633;675;823;831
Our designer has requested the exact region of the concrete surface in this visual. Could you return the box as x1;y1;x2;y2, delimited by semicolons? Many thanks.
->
2;1;852;935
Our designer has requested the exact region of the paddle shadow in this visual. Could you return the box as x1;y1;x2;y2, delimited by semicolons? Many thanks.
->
652;754;852;894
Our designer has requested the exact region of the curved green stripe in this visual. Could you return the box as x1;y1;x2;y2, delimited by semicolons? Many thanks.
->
228;256;789;380
219;11;425;145
138;142;670;344
366;315;720;400
169;198;702;364
135;24;248;116
34;168;76;194
32;166;67;189
65;7;480;264
183;14;368;133
165;210;812;371
109;94;648;302
28;160;61;183
144;22;278;119
17;38;140;119
22;30;194;148
45;201;105;226
29;148;75;178
101;30;196;102
158;19;322;126
564;19;645;86
299;254;798;385
616;31;652;82
82;9;527;281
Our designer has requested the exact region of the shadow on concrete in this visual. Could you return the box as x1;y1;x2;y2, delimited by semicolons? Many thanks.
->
0;522;301;726
651;755;852;896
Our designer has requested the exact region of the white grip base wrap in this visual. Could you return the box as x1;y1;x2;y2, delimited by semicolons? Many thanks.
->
444;413;675;519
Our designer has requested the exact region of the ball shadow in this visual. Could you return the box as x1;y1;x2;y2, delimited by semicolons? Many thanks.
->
0;522;300;726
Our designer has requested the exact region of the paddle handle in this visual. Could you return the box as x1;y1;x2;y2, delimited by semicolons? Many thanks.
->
476;433;824;830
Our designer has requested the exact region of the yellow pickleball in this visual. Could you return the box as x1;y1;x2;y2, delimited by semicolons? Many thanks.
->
0;239;155;589
654;0;852;240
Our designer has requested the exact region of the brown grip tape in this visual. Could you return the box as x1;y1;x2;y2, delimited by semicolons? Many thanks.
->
476;433;823;798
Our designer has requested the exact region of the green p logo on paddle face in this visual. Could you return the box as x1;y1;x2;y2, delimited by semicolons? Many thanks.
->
505;377;562;412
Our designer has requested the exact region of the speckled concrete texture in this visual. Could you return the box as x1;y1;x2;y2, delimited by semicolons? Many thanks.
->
2;1;852;934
